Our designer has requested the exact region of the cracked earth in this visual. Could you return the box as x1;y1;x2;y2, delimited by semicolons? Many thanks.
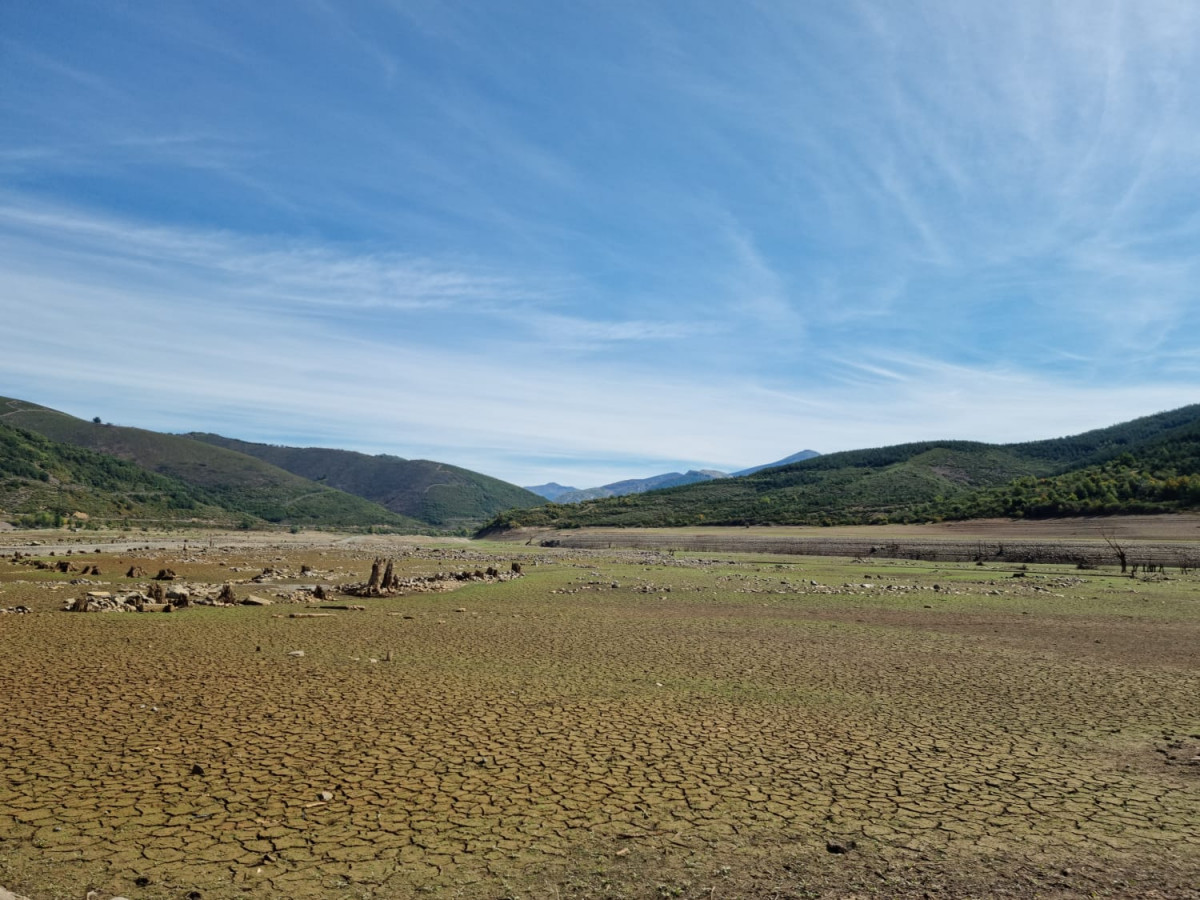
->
0;532;1197;898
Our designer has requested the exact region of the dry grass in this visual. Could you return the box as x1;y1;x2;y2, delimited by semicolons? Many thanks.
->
1;529;1197;899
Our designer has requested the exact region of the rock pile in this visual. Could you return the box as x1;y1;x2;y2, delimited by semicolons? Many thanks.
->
64;583;238;613
340;563;524;597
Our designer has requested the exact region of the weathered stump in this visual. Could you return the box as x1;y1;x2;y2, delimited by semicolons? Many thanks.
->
366;558;383;596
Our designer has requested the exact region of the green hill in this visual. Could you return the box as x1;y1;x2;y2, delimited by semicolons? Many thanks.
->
0;398;421;529
0;421;233;527
484;405;1200;531
917;417;1200;521
185;434;543;528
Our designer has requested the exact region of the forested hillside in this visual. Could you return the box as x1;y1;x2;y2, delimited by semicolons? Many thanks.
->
484;406;1200;531
0;422;231;526
185;434;542;528
1;398;420;529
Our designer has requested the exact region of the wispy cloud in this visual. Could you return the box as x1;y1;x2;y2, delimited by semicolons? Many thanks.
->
1;2;1198;486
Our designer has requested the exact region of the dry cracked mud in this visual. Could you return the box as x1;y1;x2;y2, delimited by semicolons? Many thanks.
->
0;529;1198;899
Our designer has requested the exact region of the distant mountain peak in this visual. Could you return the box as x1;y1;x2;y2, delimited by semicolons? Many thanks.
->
732;449;820;477
524;482;580;501
553;470;727;503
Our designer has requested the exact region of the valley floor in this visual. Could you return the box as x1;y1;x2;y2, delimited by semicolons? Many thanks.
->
493;514;1200;569
1;528;1198;898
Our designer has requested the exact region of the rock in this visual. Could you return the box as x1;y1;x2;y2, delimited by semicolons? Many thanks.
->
242;596;272;606
154;568;176;580
190;763;205;776
825;839;857;854
287;650;305;657
318;790;334;801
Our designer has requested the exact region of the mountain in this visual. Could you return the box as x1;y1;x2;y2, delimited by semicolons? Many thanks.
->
483;405;1200;531
186;434;543;529
0;397;420;530
536;452;823;504
524;482;580;501
731;449;820;477
0;420;233;527
556;469;727;503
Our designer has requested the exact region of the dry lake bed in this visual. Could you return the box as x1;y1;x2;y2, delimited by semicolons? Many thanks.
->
1;525;1198;899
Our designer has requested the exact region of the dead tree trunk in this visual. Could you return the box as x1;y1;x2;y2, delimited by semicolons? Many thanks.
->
1102;531;1128;573
366;558;383;596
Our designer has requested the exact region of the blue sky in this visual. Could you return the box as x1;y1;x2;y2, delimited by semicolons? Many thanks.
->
2;1;1199;488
